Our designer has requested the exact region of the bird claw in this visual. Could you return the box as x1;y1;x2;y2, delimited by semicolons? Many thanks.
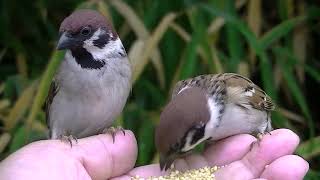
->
249;131;272;151
59;134;78;147
103;126;125;143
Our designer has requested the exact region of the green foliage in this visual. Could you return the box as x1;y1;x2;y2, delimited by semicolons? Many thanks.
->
0;0;319;178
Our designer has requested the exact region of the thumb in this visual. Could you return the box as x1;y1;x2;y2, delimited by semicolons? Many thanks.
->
73;130;138;180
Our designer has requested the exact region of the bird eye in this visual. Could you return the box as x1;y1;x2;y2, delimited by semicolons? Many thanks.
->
80;26;91;36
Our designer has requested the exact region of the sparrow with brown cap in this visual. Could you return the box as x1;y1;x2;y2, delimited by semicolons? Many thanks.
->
155;73;275;170
45;9;131;144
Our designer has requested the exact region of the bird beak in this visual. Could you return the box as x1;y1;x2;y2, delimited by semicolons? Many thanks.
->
56;32;78;50
159;153;177;171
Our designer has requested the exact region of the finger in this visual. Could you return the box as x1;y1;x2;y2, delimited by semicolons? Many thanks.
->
260;155;309;180
213;129;300;180
203;134;256;166
125;164;167;178
73;130;138;180
182;154;208;170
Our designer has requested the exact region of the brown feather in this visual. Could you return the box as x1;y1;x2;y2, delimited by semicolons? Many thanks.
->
45;80;59;131
155;87;210;155
59;9;117;38
172;73;275;112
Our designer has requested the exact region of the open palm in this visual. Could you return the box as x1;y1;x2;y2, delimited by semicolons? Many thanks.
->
0;129;308;180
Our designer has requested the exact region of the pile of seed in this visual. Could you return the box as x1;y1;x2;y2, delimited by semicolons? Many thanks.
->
131;166;219;180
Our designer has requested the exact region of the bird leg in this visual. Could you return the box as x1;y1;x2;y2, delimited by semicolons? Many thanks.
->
102;126;126;143
59;134;78;148
249;131;272;151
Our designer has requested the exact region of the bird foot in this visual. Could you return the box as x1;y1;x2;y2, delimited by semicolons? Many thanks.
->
103;126;125;143
59;134;78;147
249;131;272;151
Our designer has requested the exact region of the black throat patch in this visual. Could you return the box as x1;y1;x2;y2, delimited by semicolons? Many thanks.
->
71;47;105;69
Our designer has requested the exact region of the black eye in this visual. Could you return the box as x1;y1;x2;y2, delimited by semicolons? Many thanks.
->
80;26;91;36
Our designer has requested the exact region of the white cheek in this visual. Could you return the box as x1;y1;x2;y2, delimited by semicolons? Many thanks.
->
83;28;125;60
244;87;255;97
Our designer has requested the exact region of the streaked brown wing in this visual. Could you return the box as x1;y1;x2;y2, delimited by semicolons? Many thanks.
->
45;80;59;129
224;73;275;111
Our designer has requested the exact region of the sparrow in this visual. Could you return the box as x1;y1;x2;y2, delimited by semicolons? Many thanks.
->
155;73;275;170
45;9;132;143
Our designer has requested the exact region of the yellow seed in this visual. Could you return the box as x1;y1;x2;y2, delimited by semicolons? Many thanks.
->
130;165;221;180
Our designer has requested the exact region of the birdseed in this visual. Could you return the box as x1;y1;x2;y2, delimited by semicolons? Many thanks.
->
131;166;220;180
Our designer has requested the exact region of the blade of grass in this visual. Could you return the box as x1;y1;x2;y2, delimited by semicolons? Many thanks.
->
170;22;209;68
277;107;305;124
15;53;28;78
259;52;276;100
0;133;11;154
207;0;247;35
305;65;320;83
0;48;7;64
4;81;38;130
0;99;10;111
293;2;307;83
225;0;244;72
296;136;320;160
260;16;306;50
132;13;177;83
179;11;202;79
97;0;114;25
275;47;314;137
201;4;261;55
247;0;261;66
25;51;64;138
188;8;218;73
109;0;165;88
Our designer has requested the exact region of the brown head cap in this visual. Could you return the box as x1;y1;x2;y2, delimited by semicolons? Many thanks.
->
155;87;210;156
59;9;116;35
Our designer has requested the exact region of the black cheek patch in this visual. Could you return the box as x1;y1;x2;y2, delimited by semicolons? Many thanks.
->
71;47;105;69
93;33;111;49
190;124;206;145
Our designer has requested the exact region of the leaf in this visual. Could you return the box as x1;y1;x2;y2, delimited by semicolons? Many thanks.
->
25;51;64;136
260;16;306;50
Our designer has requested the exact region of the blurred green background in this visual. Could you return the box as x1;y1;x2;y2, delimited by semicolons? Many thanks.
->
0;0;319;178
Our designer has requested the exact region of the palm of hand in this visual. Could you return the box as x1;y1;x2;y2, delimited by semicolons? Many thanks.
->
0;129;308;180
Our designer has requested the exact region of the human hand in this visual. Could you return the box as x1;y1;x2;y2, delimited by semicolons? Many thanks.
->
0;129;308;180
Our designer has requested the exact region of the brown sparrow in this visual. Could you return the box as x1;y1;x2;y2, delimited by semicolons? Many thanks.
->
45;9;131;144
155;73;275;170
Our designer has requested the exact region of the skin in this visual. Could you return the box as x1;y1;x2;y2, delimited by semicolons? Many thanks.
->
0;129;308;180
